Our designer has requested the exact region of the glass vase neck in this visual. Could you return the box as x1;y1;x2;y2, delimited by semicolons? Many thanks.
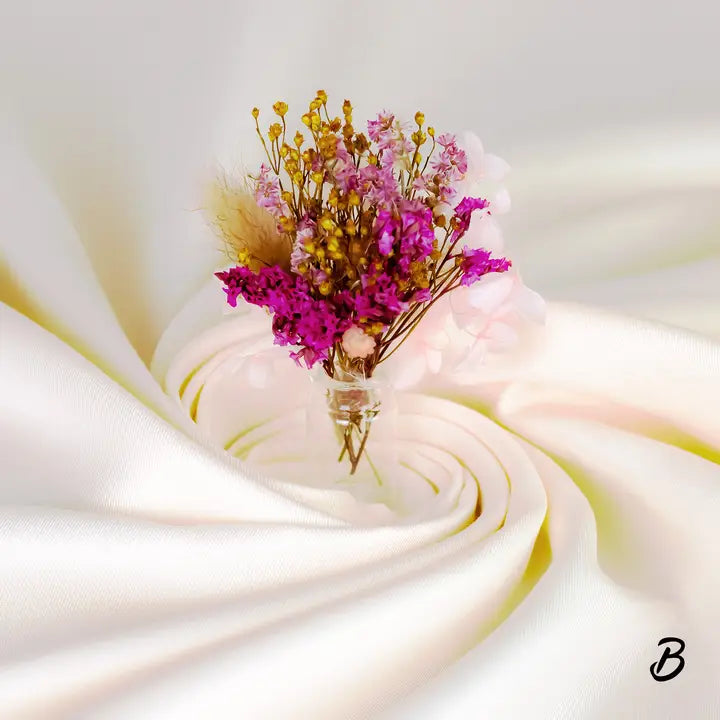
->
307;363;396;480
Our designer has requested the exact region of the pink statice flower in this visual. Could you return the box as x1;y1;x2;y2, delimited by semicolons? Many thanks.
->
215;264;288;308
375;210;398;256
359;162;401;209
367;110;395;142
411;174;430;193
290;218;315;273
215;266;355;368
452;196;490;236
357;272;410;321
367;112;414;170
253;163;291;222
459;247;512;286
431;133;468;205
332;138;360;193
397;199;435;267
290;218;328;287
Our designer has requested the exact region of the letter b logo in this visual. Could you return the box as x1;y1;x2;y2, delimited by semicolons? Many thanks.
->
650;637;685;682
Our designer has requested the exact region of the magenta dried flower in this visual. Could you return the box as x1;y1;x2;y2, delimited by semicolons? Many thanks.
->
453;196;491;236
460;247;512;286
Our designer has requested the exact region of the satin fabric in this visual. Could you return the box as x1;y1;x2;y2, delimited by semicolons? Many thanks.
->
2;2;720;717
2;123;719;719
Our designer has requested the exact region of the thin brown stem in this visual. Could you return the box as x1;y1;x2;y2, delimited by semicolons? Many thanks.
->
350;423;372;474
377;267;462;363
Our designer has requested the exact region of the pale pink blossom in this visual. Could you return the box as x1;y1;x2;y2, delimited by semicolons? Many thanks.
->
461;131;511;186
290;218;316;273
341;325;377;359
448;271;545;369
461;213;505;254
384;301;452;389
455;131;511;216
450;132;512;256
382;267;544;389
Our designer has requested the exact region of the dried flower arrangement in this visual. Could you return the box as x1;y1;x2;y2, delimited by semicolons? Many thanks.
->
210;91;517;474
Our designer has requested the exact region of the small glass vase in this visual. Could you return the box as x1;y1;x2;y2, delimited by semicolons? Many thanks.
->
307;368;396;482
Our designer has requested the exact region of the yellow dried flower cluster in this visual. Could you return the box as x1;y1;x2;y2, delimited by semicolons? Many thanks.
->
249;91;441;305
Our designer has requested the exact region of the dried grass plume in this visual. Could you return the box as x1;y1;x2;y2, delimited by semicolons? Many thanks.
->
205;172;291;272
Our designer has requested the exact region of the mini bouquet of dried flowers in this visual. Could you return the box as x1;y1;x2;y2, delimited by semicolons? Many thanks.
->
210;91;517;475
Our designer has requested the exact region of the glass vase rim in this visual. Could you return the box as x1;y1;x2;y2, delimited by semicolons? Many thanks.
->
310;366;390;389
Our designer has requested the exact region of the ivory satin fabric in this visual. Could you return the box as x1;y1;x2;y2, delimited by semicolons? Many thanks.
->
2;2;720;718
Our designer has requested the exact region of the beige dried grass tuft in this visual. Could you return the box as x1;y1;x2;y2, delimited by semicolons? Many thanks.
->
205;173;291;271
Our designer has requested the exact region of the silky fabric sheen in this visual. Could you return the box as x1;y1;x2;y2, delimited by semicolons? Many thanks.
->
2;2;720;718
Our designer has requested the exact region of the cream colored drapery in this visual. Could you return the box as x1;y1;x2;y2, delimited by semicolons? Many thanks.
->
1;1;720;717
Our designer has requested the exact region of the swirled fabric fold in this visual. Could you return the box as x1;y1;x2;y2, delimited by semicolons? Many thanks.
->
2;125;719;719
2;0;720;706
